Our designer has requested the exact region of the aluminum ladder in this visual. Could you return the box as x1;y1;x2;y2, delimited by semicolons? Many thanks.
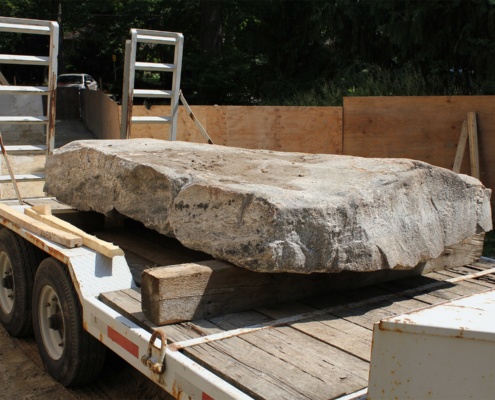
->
0;17;59;188
120;29;184;140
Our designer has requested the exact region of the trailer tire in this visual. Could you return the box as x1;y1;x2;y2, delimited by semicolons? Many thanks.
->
0;228;43;337
32;257;106;387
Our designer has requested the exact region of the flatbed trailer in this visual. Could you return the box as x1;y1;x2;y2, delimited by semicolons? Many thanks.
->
0;197;494;399
1;16;493;399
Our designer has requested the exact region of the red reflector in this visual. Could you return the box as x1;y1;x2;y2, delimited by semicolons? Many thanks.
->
108;326;139;358
202;393;214;400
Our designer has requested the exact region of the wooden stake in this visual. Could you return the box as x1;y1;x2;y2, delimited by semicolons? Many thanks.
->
467;112;480;179
453;120;468;173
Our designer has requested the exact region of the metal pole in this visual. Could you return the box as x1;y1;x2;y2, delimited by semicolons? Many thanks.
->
179;90;213;144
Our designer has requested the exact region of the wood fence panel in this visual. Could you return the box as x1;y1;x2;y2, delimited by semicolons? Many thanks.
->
343;95;495;215
130;105;343;154
219;106;342;154
82;90;120;140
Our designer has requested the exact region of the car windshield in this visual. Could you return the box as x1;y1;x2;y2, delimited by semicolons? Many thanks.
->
58;75;83;84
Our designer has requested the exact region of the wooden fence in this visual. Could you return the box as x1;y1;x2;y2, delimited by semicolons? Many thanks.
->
128;105;343;155
342;96;495;214
80;91;494;216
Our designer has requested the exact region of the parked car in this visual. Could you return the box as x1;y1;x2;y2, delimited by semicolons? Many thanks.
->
57;73;98;90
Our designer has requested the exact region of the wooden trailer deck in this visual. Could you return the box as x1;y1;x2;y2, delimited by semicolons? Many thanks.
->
2;197;493;399
96;225;495;400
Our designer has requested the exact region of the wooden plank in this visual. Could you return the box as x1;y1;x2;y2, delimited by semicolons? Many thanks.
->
0;203;82;248
25;206;123;258
467;111;480;179
259;301;373;361
452;119;468;173
210;312;369;399
376;280;451;306
141;259;434;325
181;332;314;399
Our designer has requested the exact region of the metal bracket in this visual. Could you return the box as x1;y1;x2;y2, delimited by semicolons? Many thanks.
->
141;330;167;374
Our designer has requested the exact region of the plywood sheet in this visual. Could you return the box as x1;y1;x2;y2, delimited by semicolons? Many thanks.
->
343;96;495;214
129;105;343;154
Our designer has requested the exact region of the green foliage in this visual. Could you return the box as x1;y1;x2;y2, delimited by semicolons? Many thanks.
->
1;0;495;103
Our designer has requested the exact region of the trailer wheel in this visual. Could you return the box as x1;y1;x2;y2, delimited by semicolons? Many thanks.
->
0;228;43;337
32;257;106;387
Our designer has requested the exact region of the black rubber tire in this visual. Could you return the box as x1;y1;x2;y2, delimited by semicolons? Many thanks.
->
0;228;44;337
32;257;106;387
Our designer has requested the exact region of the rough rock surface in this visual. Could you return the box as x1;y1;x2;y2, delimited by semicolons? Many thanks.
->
44;139;492;273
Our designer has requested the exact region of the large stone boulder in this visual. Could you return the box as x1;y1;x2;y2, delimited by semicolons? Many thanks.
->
44;139;492;273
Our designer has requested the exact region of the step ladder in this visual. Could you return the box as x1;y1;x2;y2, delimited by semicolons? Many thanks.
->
0;17;59;190
120;29;184;140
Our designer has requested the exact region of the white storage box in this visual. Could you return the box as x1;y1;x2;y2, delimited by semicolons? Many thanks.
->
368;289;495;399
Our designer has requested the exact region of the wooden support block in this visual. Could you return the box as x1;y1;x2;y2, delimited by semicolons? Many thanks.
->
141;260;425;325
141;232;485;325
467;111;480;179
25;207;124;258
0;203;82;248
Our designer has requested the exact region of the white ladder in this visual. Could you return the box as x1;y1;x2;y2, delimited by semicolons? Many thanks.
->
120;29;184;140
0;17;59;187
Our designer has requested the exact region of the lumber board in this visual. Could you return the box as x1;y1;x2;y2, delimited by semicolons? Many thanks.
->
25;206;123;258
433;268;493;289
452;120;468;173
0;203;82;248
467;111;480;179
376;280;450;306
